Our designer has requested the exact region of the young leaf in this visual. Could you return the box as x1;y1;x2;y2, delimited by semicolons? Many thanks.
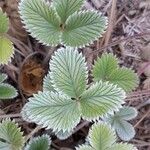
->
111;143;137;150
0;36;14;64
62;11;107;47
88;123;116;150
0;119;24;150
80;81;126;120
21;91;81;132
76;123;137;150
50;47;87;98
0;83;18;99
114;106;138;121
24;135;51;150
52;0;84;23
0;9;9;34
114;120;136;141
104;107;137;141
93;53;139;92
43;72;55;92
0;74;7;83
19;0;61;46
92;53;118;81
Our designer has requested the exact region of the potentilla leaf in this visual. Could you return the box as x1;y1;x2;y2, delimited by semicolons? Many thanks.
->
50;47;87;98
114;120;136;141
0;36;14;64
114;106;138;121
21;91;81;132
52;0;84;23
0;83;18;99
76;145;94;150
80;81;126;120
93;53;118;81
0;119;24;150
93;53;139;92
19;0;61;46
88;123;116;150
0;9;9;34
24;135;51;150
62;11;107;47
108;68;139;92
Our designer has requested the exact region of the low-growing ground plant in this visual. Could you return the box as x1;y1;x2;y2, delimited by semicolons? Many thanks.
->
0;0;139;149
0;9;14;64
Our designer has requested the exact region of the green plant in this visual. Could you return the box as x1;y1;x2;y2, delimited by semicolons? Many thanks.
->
0;73;17;99
103;106;138;141
0;9;14;64
21;47;126;135
0;119;51;150
19;0;107;48
76;123;137;150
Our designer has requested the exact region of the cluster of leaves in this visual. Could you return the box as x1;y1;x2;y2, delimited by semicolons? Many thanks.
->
0;119;137;150
0;9;14;64
76;123;137;150
19;0;107;48
104;106;138;141
0;73;17;100
0;119;51;150
21;47;138;139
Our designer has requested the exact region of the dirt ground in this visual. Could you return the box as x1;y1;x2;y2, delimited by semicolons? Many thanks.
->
0;0;150;149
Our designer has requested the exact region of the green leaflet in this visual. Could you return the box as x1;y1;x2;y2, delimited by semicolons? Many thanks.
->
76;123;137;150
0;119;24;150
0;9;9;34
19;0;61;46
0;36;14;65
21;91;81;132
19;0;108;48
104;106;137;141
50;47;87;98
80;81;125;120
24;135;51;150
52;0;84;23
62;11;107;47
93;53;139;92
0;83;17;99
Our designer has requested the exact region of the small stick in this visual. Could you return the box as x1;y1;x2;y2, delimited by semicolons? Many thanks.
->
0;113;21;119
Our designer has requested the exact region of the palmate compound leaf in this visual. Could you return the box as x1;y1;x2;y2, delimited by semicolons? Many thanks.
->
0;36;14;64
80;81;126;120
52;0;84;23
19;0;108;48
0;83;18;99
0;9;9;34
104;106;137;141
24;135;51;150
19;0;61;46
21;91;81;132
0;119;24;150
50;47;87;98
76;123;137;150
92;53;139;92
62;11;108;47
0;73;7;83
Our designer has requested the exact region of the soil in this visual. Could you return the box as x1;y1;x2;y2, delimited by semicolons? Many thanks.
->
0;0;150;149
